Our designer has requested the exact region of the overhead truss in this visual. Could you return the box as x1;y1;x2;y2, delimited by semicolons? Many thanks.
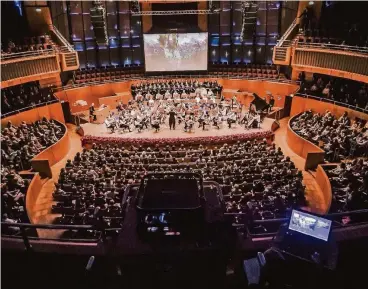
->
131;9;220;16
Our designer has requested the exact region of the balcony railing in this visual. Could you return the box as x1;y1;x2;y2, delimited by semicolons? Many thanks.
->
292;47;368;79
295;93;368;114
296;42;368;55
1;48;56;61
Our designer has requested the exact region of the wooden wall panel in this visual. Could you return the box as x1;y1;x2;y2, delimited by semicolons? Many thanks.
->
24;173;43;224
316;165;334;213
290;96;368;120
1;102;65;127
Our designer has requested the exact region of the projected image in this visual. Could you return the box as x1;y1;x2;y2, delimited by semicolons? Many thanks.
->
289;210;332;241
144;33;208;72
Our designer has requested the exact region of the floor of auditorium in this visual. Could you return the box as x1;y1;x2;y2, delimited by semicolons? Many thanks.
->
33;118;326;239
81;116;274;139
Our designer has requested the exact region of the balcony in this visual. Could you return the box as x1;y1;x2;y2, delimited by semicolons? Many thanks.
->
292;43;368;82
1;50;61;87
1;26;79;87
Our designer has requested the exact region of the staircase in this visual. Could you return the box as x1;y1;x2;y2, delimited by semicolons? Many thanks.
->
273;18;300;65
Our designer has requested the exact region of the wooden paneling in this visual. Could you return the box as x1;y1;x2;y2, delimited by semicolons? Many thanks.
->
286;115;325;169
290;96;368;121
1;102;65;127
24;173;43;224
32;123;70;167
316;165;333;213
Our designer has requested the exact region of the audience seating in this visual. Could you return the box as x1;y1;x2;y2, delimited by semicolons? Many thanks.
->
324;161;368;218
1;35;55;55
51;140;307;231
73;65;145;84
1;82;57;116
291;110;367;162
298;73;368;110
1;171;32;234
1;118;65;171
208;63;280;79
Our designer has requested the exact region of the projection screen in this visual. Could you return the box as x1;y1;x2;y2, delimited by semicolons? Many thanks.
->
143;33;208;72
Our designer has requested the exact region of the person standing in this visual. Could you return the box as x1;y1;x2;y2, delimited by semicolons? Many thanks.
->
168;109;176;130
89;103;96;122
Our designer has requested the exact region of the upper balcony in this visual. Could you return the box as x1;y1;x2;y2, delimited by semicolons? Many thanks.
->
272;18;368;83
1;25;79;88
291;42;368;82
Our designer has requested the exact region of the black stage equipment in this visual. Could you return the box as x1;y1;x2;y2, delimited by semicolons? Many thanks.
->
251;93;270;112
242;209;338;288
113;173;235;285
90;1;108;45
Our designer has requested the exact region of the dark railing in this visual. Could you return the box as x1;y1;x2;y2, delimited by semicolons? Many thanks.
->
1;221;120;250
295;93;368;114
1;99;59;119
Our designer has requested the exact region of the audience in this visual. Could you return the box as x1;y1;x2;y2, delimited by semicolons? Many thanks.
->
1;82;57;115
1;168;31;234
1;35;54;55
1;118;65;171
291;110;368;162
299;74;368;110
326;159;368;214
52;139;306;230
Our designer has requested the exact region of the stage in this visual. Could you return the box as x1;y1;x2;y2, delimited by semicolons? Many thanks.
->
81;117;274;140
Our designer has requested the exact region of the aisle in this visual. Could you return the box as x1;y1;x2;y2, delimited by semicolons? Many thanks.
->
274;118;327;214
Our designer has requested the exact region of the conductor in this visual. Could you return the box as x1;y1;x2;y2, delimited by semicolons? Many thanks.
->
168;109;176;130
89;103;96;122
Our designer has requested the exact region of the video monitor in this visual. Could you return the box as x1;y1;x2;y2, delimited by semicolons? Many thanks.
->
288;209;332;242
143;33;208;72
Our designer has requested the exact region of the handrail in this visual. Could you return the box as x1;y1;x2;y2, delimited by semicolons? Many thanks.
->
65;74;298;90
295;42;368;55
49;24;75;52
1;99;59;119
296;93;368;114
1;49;56;61
277;17;298;47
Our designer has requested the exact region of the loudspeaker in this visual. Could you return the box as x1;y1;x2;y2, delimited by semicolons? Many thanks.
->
283;95;294;117
61;101;72;123
90;3;108;45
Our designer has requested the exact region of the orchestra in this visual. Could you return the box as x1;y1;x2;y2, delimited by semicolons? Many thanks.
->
103;85;266;134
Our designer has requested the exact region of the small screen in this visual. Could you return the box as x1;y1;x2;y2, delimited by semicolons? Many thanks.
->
288;209;332;242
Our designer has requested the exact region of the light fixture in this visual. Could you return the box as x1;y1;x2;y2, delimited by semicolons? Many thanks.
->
130;29;134;34
35;8;41;12
225;51;228;57
212;50;216;56
248;50;251;55
309;1;314;5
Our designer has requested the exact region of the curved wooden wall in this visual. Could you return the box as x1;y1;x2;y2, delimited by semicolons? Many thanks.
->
290;96;368;121
286;115;325;170
54;79;300;114
1;102;65;127
24;173;43;224
31;121;70;178
315;164;333;214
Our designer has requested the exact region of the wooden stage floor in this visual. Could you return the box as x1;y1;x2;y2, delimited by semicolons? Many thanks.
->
81;117;274;139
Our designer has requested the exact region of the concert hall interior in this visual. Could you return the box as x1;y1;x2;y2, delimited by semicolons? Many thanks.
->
1;1;368;289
